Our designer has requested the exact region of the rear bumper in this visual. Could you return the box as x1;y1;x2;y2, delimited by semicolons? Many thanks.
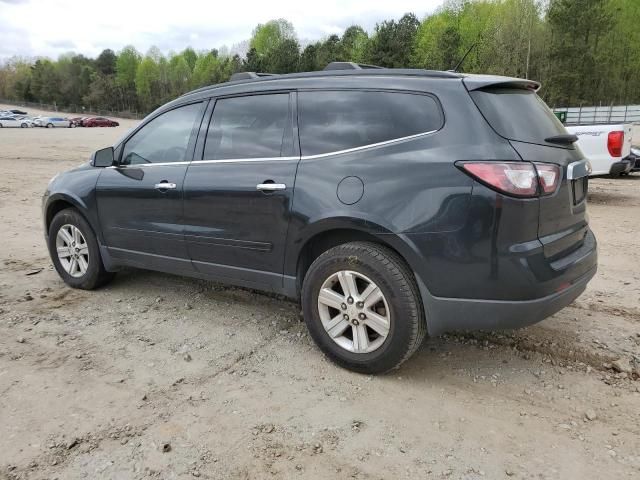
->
419;265;596;335
610;159;633;175
414;230;598;336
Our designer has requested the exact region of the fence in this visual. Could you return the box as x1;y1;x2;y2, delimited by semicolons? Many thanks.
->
0;99;144;120
553;105;640;125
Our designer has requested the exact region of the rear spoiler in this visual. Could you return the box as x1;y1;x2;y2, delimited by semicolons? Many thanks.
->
462;75;541;92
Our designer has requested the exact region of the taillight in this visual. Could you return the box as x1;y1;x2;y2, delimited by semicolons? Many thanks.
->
459;162;538;197
534;163;561;194
607;131;624;157
458;162;561;197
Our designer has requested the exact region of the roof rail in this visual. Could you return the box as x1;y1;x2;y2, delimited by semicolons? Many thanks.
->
229;72;279;81
323;62;384;71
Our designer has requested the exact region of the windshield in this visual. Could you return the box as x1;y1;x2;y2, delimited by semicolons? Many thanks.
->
470;87;569;147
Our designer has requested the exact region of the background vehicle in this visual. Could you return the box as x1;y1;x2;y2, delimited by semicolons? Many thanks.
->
0;116;31;128
69;116;87;127
627;145;640;172
36;117;73;128
565;124;633;176
9;109;27;115
84;116;119;127
43;64;597;373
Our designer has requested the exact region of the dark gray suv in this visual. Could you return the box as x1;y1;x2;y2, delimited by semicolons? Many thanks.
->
43;62;597;373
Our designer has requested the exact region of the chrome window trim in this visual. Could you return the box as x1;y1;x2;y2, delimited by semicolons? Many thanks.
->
192;157;299;165
299;129;438;160
108;161;191;168
108;128;439;168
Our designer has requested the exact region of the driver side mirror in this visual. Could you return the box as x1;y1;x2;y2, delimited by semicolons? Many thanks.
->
92;147;115;167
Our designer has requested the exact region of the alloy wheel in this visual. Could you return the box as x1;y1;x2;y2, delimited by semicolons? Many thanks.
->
56;224;89;277
317;270;390;353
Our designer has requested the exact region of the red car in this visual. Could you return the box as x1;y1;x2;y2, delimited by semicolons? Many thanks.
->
84;116;119;127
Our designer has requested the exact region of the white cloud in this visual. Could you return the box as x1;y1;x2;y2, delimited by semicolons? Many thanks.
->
0;0;444;59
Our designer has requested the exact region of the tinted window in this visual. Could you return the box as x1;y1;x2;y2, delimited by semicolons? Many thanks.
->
204;94;290;159
298;90;442;156
122;103;202;165
470;88;567;146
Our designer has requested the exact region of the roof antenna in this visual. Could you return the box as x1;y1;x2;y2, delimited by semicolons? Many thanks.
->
450;42;478;73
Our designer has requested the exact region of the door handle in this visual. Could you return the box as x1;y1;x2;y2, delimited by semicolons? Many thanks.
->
256;183;286;191
155;182;177;190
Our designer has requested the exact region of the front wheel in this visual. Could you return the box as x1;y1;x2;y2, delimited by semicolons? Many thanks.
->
21;123;27;128
302;242;426;374
48;208;114;290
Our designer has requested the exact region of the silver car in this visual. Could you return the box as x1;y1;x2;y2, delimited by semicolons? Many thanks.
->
0;116;31;128
37;117;73;128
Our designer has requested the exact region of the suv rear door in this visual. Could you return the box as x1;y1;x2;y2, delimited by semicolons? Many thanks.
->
182;91;299;291
467;81;590;259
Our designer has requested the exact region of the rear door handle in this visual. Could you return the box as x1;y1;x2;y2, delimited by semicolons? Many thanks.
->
155;182;177;190
256;183;286;191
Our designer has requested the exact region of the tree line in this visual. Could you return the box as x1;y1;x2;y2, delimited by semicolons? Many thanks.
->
0;0;638;114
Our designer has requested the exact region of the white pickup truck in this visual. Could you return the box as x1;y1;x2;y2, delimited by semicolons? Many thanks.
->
564;124;633;176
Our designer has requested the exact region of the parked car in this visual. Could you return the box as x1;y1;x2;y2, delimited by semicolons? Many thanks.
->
43;63;597;373
36;117;74;128
84;116;119;127
0;116;31;128
69;116;89;127
9;109;27;115
564;124;633;176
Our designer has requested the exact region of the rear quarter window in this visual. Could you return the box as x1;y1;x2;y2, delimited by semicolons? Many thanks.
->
470;88;568;147
298;90;443;156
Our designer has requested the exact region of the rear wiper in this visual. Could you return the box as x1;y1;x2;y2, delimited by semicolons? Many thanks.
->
545;134;578;145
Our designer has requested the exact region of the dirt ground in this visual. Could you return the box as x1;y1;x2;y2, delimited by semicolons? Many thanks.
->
1;104;639;480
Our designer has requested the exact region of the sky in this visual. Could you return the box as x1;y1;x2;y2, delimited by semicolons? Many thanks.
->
0;0;444;60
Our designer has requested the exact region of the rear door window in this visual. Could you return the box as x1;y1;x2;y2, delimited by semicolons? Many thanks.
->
298;90;443;156
204;93;291;160
470;88;568;147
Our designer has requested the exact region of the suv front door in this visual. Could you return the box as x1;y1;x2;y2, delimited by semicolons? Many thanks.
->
183;92;299;292
96;101;205;273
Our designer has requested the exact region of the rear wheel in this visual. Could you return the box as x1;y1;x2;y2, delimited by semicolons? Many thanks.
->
48;208;114;290
302;242;426;374
46;123;53;128
21;123;27;128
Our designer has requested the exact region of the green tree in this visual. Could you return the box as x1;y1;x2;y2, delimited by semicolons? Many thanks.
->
341;26;369;63
367;13;420;67
95;49;117;75
116;45;141;110
135;52;161;111
191;52;219;88
546;0;612;105
168;53;192;96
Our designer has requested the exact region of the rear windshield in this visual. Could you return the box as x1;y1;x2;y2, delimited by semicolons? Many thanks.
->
470;88;568;146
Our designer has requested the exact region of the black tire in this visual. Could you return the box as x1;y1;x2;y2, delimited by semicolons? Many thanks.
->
48;208;114;290
47;123;53;128
21;123;27;128
301;241;426;374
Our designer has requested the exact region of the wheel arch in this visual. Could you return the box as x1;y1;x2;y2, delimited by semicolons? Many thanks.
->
45;193;92;235
291;221;424;298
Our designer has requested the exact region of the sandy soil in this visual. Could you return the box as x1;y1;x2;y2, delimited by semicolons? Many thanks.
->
1;104;639;479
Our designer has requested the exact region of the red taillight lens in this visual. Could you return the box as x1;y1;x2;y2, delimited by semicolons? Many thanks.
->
459;162;538;197
534;163;561;194
607;131;624;157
